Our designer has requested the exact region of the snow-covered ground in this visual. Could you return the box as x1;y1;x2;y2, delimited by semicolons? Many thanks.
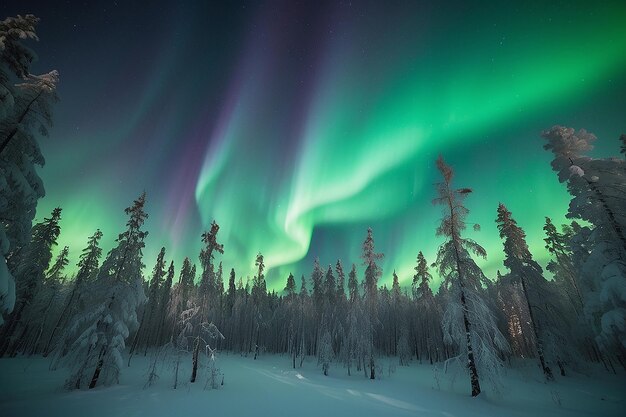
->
0;353;623;417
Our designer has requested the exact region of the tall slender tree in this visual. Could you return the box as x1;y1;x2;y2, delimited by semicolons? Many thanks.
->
496;203;554;380
198;221;224;318
361;227;383;379
155;260;175;346
21;245;69;355
128;247;166;361
0;207;62;356
284;273;297;297
62;193;148;389
44;230;103;357
433;156;508;396
335;260;346;300
226;267;237;314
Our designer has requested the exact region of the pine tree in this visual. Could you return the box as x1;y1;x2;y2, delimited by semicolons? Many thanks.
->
348;264;358;304
542;126;625;253
177;257;194;310
0;15;59;324
433;156;508;396
412;251;441;363
283;272;298;367
129;247;166;360
361;227;383;379
319;329;333;376
44;230;103;357
342;263;368;376
413;251;431;299
252;252;266;303
216;261;224;297
311;258;324;308
496;203;554;380
226;267;236;314
284;273;297;297
47;246;69;281
155;260;174;346
542;126;626;358
543;217;583;310
324;265;336;305
198;221;224;318
335;260;346;300
391;270;401;299
63;193;148;389
0;207;62;356
299;275;308;298
23;245;69;354
251;252;266;360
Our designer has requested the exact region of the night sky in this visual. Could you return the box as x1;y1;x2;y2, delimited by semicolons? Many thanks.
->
5;0;626;289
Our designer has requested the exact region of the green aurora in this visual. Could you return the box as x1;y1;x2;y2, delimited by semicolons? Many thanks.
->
11;0;626;289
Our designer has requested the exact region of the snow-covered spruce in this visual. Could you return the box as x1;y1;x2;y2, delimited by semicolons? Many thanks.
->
542;126;626;360
433;156;509;396
61;194;148;389
0;15;59;324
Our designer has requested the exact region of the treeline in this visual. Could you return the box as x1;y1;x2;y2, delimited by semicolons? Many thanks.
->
0;131;623;396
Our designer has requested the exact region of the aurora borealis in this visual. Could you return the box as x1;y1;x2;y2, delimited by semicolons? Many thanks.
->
7;0;626;289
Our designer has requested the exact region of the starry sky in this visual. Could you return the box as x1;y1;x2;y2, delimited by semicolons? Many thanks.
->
5;0;626;289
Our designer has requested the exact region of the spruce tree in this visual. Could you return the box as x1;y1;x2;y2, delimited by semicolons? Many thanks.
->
433;156;508;396
335;260;346;300
413;251;441;363
348;264;358;304
0;207;62;356
311;258;324;307
63;193;148;389
496;203;554;380
361;227;383;379
23;245;69;354
391;270;401;299
543;217;583;310
299;275;308;298
226;267;237;313
198;221;224;318
155;260;174;346
413;252;431;299
0;16;59;326
284;273;297;297
177;257;194;309
44;230;102;357
251;252;266;360
542;126;626;361
128;247;166;360
324;265;336;305
47;246;69;281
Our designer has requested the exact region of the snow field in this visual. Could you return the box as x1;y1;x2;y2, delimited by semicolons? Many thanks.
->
1;354;624;417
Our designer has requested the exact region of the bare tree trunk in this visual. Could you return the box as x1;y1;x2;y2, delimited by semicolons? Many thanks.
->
519;272;554;381
190;337;200;383
459;287;481;397
88;345;107;389
451;234;481;396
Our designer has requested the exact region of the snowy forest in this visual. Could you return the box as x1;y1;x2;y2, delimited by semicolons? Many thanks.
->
1;11;626;417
